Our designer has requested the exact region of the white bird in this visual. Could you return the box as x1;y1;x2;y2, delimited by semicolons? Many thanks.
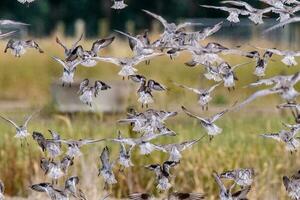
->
0;110;38;141
111;0;128;10
52;57;83;87
92;53;163;79
201;5;249;23
182;106;229;140
174;82;221;110
221;0;273;24
283;171;300;200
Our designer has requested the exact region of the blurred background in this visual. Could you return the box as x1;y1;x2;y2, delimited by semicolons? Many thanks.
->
0;0;300;199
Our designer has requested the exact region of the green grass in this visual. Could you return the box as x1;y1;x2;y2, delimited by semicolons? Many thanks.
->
0;37;299;199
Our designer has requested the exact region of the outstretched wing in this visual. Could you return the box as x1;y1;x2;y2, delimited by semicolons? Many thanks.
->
94;81;111;97
129;193;152;200
264;17;300;33
221;0;254;12
234;89;279;110
24;109;39;127
100;146;110;168
92;56;121;66
148;80;166;91
0;115;18;128
142;9;169;29
181;106;208;123
173;82;202;94
232;186;251;199
210;109;228;122
129;74;146;83
212;172;227;193
91;36;115;54
0;30;17;39
260;133;281;141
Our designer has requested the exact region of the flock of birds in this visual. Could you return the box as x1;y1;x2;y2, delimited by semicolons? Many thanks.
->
2;0;300;200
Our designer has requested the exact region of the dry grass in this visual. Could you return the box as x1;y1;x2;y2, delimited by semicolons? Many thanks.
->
0;36;299;199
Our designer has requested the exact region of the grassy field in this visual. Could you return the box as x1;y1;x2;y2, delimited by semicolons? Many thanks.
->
0;36;299;199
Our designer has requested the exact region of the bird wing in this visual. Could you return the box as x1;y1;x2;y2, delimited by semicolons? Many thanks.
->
0;30;17;39
115;30;142;46
71;33;84;50
142;9;169;29
176;22;203;31
169;192;205;200
234;89;280;110
210;109;228;123
199;21;223;40
128;74;146;83
221;0;254;12
232;186;251;199
173;82;202;94
260;133;281;141
92;56;121;66
91;36;115;54
181;106;209;123
80;139;106;146
212;172;227;193
200;5;234;12
208;82;222;93
52;56;67;68
0;115;18;128
148;80;166;91
24;110;39;127
0;180;4;194
264;17;300;33
100;146;110;168
132;53;164;65
129;193;152;200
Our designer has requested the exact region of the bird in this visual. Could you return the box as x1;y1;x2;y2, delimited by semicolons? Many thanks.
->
66;36;115;67
30;182;68;200
56;33;83;59
32;130;62;160
0;180;4;200
213;172;252;200
40;156;74;183
182;106;229;140
260;126;300;153
173;82;221;110
129;74;166;108
271;5;300;22
127;30;151;58
92;53;164;79
0;110;38;142
200;5;249;23
142;9;202;35
115;30;154;58
219;168;255;188
30;176;84;200
56;137;106;158
283;170;300;200
221;1;273;25
110;130;175;155
99;146;117;188
4;39;44;57
255;47;300;67
145;160;179;191
111;0;128;10
235;72;300;109
78;79;111;107
52;56;83;87
118;142;134;169
118;109;177;135
277;102;300;123
243;50;273;78
0;31;17;39
155;136;205;162
17;0;36;5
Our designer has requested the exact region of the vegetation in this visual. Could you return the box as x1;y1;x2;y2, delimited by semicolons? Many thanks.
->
0;36;299;199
